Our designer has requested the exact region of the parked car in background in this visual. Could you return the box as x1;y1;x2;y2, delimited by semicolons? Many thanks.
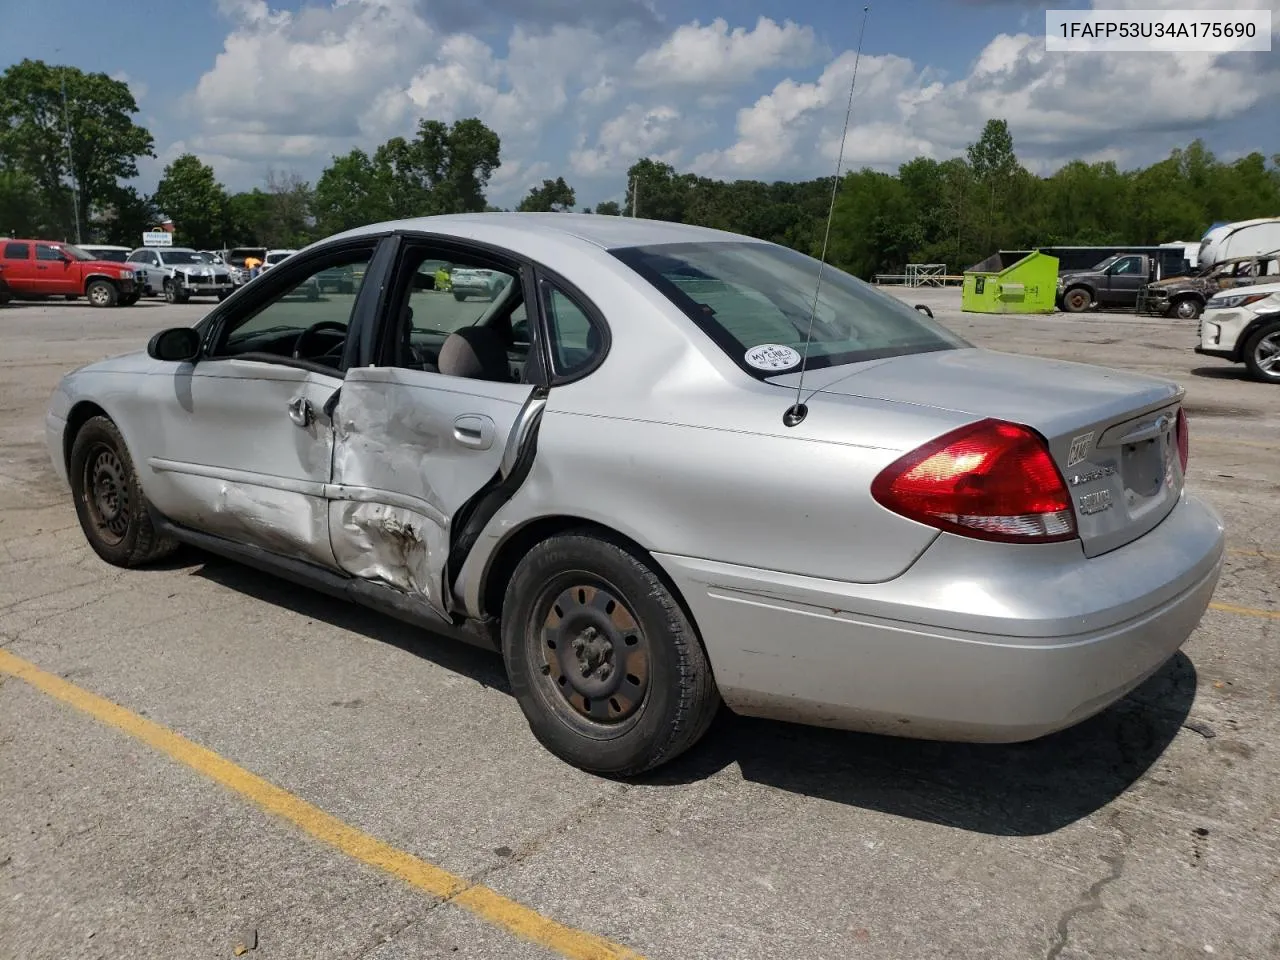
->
44;213;1224;775
127;246;235;303
260;249;298;274
0;239;140;306
225;247;268;286
1140;249;1280;320
1055;252;1173;313
316;262;358;293
1195;281;1280;382
450;265;509;301
78;244;132;263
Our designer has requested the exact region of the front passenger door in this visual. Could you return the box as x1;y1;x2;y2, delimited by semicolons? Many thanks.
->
142;241;382;567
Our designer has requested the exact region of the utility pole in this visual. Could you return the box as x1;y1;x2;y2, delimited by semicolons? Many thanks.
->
59;65;82;244
631;177;638;218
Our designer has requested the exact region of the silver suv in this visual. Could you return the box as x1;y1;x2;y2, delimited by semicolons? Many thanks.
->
126;247;235;302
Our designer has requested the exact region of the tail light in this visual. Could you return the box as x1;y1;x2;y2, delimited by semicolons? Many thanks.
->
871;418;1077;543
1175;407;1189;472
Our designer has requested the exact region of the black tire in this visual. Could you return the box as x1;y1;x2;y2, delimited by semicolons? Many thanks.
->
164;280;177;303
120;293;140;306
217;291;230;302
68;416;178;567
86;280;118;308
1061;287;1091;313
1242;321;1280;383
453;292;466;302
501;531;720;776
1168;297;1203;321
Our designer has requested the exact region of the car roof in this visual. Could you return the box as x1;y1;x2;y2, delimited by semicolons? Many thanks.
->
330;212;754;251
128;246;197;254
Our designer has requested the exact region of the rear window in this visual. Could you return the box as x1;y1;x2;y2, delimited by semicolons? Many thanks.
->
611;241;968;376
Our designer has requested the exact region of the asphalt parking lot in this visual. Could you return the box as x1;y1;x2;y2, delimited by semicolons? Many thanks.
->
1;289;1277;960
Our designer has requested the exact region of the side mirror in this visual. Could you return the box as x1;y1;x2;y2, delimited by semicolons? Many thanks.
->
914;304;934;318
147;327;201;363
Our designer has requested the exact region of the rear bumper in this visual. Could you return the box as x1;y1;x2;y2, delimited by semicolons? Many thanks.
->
656;492;1225;742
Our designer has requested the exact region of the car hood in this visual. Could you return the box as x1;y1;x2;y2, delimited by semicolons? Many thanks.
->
769;346;1179;440
1145;275;1199;291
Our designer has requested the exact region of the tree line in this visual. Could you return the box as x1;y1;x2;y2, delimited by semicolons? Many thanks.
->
4;58;1278;275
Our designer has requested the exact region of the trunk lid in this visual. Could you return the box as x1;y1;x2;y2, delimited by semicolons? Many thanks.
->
771;348;1185;557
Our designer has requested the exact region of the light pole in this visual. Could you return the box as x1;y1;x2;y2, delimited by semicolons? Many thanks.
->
53;53;82;244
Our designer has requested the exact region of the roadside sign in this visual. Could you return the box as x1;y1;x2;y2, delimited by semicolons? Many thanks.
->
142;231;173;247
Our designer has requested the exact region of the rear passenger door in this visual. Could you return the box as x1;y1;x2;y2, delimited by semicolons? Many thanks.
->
327;239;547;620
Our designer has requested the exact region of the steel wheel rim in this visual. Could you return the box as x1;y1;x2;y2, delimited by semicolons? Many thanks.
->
90;286;109;306
83;443;130;544
1255;332;1280;377
1067;291;1087;310
1175;300;1197;319
537;581;650;726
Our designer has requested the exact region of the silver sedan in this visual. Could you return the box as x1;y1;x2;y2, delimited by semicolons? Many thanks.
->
45;214;1225;774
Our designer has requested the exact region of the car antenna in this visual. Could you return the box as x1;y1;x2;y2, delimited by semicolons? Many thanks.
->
784;4;871;429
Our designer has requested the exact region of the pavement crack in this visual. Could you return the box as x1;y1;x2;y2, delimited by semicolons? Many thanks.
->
1045;816;1131;960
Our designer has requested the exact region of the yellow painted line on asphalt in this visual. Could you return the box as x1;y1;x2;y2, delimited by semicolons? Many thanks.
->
0;648;644;960
1209;602;1280;621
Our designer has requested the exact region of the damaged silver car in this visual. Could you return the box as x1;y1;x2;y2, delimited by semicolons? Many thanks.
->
46;214;1225;775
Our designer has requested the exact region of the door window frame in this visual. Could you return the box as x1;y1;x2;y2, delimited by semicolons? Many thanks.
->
194;233;398;377
370;231;612;389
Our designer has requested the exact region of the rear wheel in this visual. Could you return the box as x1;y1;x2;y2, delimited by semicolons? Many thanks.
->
1061;287;1091;313
86;280;118;308
501;531;720;776
68;416;178;566
1243;322;1280;383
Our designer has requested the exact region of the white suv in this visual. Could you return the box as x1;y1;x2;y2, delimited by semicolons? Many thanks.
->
1196;282;1280;382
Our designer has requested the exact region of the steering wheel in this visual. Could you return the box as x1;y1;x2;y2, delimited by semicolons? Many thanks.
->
293;320;347;360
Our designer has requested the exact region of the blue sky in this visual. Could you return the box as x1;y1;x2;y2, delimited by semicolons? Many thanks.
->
2;0;1276;209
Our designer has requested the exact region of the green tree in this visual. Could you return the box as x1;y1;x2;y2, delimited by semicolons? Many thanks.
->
313;148;393;235
374;117;501;217
0;59;154;241
625;158;696;221
93;185;156;246
517;176;576;212
153;153;228;248
594;200;622;216
0;167;45;236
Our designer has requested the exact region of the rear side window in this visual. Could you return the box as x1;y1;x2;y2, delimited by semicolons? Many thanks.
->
3;242;29;259
612;241;968;378
541;282;604;378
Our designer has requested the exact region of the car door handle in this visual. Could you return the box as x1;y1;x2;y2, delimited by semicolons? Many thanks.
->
287;395;314;427
453;414;495;449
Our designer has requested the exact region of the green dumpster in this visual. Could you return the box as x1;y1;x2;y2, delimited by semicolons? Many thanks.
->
962;250;1059;314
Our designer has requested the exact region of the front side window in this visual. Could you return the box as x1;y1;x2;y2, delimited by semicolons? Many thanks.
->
35;243;66;261
210;245;375;370
612;241;968;377
1111;256;1141;275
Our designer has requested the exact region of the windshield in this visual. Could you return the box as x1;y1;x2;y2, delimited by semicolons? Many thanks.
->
1091;255;1119;271
160;250;202;265
612;241;969;376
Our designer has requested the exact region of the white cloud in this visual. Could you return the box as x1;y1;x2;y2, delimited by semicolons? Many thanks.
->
633;16;822;87
570;104;688;176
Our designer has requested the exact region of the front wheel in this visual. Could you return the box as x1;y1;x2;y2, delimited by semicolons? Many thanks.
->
1243;321;1280;383
1061;287;1091;313
86;280;118;308
501;531;721;776
68;416;178;566
1169;297;1203;320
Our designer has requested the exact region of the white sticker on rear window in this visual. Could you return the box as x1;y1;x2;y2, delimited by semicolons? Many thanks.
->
744;343;801;371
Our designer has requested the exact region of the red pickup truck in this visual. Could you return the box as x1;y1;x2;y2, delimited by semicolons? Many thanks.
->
0;239;141;307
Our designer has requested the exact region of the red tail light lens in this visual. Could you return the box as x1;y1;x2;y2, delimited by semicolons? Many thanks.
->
871;418;1077;543
1175;407;1189;473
